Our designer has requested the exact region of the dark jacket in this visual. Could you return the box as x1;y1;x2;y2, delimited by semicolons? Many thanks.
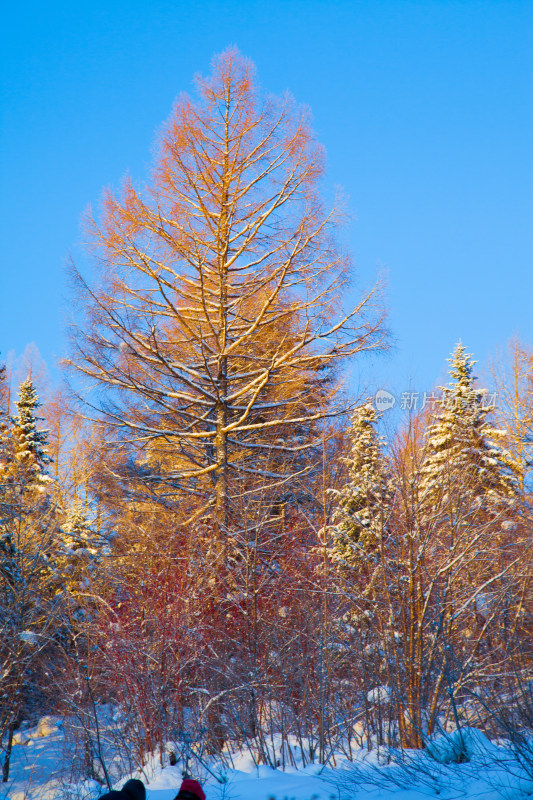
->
99;779;146;800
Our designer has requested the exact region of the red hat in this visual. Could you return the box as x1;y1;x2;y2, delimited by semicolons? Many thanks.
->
177;779;206;800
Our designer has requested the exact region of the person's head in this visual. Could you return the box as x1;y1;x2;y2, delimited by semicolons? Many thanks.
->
175;778;206;800
122;779;146;800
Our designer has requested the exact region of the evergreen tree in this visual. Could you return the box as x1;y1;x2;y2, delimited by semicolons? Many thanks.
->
0;357;6;421
57;503;108;597
0;356;11;495
0;378;60;780
0;377;54;560
329;402;394;570
8;378;52;494
327;404;398;746
420;343;518;511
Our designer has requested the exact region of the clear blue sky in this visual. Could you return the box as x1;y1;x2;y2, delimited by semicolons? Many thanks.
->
1;0;532;401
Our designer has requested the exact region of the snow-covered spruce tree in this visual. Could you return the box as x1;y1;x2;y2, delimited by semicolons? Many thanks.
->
327;403;397;746
329;402;394;571
0;378;54;568
0;357;6;423
0;357;9;524
57;503;108;598
7;377;52;495
415;345;523;743
420;343;518;511
0;378;62;782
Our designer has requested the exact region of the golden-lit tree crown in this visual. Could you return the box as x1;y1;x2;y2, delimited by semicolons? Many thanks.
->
69;48;386;531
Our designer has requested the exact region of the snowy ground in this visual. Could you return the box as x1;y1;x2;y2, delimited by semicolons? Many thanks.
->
4;719;533;800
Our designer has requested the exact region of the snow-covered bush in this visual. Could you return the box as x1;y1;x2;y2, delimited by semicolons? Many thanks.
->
426;727;501;764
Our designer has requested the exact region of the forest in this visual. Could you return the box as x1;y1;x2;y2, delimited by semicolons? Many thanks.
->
2;49;533;789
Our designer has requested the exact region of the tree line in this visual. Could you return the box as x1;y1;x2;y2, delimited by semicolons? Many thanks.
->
1;49;532;785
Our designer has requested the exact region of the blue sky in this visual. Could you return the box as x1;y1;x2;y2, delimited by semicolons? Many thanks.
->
1;0;532;403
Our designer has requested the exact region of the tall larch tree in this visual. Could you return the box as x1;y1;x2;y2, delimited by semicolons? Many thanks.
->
68;48;386;552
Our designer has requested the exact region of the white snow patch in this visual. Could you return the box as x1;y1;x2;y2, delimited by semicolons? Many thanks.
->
5;719;533;800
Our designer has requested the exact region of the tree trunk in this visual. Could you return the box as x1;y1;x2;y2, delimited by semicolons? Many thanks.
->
2;721;15;783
